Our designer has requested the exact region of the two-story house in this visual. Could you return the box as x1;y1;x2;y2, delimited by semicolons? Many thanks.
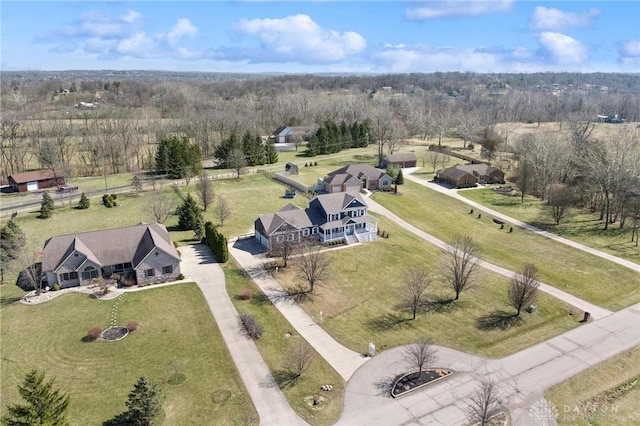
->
254;191;377;250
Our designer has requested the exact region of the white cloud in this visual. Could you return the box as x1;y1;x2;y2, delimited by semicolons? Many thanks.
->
234;14;366;62
406;1;513;20
58;10;143;38
117;33;156;57
167;18;198;47
530;6;600;31
620;40;640;57
538;32;588;64
372;44;501;73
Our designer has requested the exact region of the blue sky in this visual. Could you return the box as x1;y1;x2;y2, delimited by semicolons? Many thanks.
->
2;1;639;73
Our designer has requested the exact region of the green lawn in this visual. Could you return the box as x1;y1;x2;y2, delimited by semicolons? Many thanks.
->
545;346;640;425
372;181;640;311
275;215;580;359
459;188;640;263
223;260;344;426
0;283;257;426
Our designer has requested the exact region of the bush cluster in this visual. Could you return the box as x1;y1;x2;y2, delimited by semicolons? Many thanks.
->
87;326;102;341
126;320;139;332
237;288;252;301
240;313;262;340
102;194;118;207
204;221;228;262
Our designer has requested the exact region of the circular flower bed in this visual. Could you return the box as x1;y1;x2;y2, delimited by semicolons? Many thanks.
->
101;326;129;342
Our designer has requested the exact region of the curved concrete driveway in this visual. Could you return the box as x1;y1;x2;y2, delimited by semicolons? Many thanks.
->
403;170;640;274
180;244;308;426
338;301;640;426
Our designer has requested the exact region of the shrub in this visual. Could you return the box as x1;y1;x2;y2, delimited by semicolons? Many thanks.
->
87;326;102;341
314;161;318;166
52;283;60;291
238;288;252;301
178;273;185;280
102;194;117;208
468;143;475;151
110;194;117;200
126;320;139;332
304;163;308;167
240;313;262;340
78;192;90;209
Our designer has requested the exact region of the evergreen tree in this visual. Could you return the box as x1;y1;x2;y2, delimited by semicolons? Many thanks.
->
155;135;201;179
78;192;90;209
0;219;26;283
214;132;241;168
177;194;203;231
40;192;54;218
264;138;278;164
2;369;70;426
396;168;405;185
123;376;164;426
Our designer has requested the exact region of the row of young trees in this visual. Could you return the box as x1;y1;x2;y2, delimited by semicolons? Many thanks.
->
305;119;371;157
214;130;278;170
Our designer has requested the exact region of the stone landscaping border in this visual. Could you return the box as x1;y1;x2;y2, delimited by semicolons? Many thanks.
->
391;368;454;398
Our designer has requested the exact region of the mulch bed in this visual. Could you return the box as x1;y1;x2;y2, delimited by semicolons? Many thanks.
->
391;369;453;397
101;326;129;342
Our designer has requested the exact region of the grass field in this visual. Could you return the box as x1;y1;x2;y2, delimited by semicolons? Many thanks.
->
274;215;580;359
545;346;640;425
0;283;257;425
223;260;344;426
459;188;640;263
371;181;640;311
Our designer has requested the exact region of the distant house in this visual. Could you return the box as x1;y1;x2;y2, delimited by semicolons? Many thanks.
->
75;102;98;109
436;164;505;188
272;126;315;143
41;223;181;289
8;169;65;192
596;114;625;124
382;153;418;168
255;191;377;250
322;164;393;193
285;162;299;175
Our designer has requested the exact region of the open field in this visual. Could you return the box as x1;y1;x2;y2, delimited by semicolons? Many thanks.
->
545;346;640;425
459;188;640;263
0;283;257;425
274;215;580;359
223;260;344;426
371;181;640;311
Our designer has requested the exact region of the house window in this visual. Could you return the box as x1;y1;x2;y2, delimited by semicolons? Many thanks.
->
60;272;78;281
303;229;310;237
287;233;295;241
312;227;318;235
145;269;155;278
276;235;284;242
162;265;173;274
112;263;132;273
81;266;99;280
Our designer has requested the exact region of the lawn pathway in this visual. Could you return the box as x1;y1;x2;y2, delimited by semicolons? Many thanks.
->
366;197;612;319
403;169;640;274
179;244;308;426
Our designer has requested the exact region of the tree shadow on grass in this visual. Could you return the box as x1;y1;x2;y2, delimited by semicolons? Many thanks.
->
422;297;459;314
476;310;523;331
366;312;413;332
267;286;312;304
0;295;21;307
272;370;301;390
249;292;270;306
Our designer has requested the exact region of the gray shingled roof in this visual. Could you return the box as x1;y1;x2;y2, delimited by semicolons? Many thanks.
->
42;223;178;272
384;153;417;162
326;164;387;181
438;164;503;179
255;204;314;236
312;191;366;214
324;173;361;186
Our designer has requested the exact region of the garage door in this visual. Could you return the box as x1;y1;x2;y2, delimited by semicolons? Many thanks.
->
26;181;38;191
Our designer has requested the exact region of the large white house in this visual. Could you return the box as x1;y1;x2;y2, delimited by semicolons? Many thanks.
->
254;191;377;250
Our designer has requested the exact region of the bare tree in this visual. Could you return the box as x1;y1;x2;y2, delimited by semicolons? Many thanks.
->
400;268;431;320
227;148;247;178
216;196;231;226
426;150;442;173
403;338;436;377
16;245;42;294
441;235;481;300
297;242;331;293
508;263;540;316
143;191;176;224
547;183;573;225
270;238;296;268
285;340;314;379
464;380;504;426
196;171;215;211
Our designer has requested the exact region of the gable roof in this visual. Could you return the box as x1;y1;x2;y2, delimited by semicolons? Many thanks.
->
273;126;290;136
255;204;314;236
311;191;367;215
9;169;63;184
384;153;417;162
326;164;388;181
323;173;362;186
42;223;178;272
438;164;503;179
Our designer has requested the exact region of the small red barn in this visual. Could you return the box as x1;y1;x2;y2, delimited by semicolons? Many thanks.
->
8;170;65;192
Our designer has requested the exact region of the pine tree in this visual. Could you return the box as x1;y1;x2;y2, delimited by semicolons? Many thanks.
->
0;219;26;283
3;369;70;426
123;375;164;426
264;138;278;164
177;194;203;231
396;168;405;185
78;192;90;209
40;192;54;218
